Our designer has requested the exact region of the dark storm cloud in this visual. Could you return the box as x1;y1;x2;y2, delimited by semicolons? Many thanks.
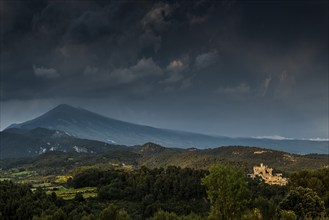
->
1;0;210;99
1;0;158;99
1;0;328;139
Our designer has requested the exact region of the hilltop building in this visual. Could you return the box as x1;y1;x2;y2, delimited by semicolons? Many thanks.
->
249;163;288;186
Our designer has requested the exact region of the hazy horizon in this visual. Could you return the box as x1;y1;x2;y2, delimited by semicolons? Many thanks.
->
1;0;328;140
1;103;328;142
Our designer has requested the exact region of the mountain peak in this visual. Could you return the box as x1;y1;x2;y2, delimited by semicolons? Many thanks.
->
51;104;78;111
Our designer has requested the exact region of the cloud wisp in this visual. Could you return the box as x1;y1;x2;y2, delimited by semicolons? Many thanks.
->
195;51;219;69
33;66;59;79
109;58;163;84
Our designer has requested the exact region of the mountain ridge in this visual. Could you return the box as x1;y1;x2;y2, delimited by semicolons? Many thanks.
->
0;127;132;158
5;104;329;154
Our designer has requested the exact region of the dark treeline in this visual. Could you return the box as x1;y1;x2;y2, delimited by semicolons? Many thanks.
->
0;165;328;220
72;166;209;217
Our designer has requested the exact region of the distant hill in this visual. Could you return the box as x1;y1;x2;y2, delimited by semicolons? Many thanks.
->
1;142;328;174
136;143;329;173
0;127;130;159
5;104;329;154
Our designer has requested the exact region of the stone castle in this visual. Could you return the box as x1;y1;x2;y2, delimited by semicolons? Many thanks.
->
249;163;288;186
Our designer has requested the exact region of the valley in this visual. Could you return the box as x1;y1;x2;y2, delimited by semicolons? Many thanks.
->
1;142;328;204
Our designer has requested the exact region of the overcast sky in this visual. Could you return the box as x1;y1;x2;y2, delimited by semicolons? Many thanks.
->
0;0;328;139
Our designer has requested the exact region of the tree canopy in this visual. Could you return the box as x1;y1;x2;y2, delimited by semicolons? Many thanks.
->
202;164;251;220
278;186;326;219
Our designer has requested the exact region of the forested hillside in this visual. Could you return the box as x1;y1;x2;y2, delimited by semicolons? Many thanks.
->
1;165;328;219
1;143;328;174
1;143;328;219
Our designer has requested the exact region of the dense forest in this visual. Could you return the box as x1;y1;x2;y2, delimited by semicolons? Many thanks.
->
1;165;328;220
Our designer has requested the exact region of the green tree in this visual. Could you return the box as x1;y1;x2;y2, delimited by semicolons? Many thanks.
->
179;213;205;220
150;210;205;220
50;208;66;220
289;168;329;215
241;208;262;220
99;204;131;220
202;164;250;220
149;210;179;220
252;196;277;220
279;210;297;220
278;186;326;219
74;192;85;202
